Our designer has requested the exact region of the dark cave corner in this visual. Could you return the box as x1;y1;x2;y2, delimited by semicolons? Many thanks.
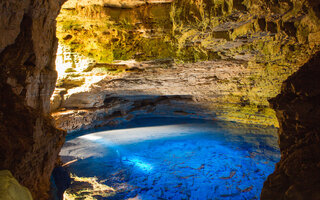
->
0;0;320;199
261;51;320;200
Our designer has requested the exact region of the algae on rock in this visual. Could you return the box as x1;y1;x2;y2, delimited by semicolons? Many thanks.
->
53;0;320;127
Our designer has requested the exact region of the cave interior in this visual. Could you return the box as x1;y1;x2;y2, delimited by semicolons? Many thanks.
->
0;0;320;199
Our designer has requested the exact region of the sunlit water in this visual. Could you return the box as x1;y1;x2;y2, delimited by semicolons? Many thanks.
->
60;117;280;200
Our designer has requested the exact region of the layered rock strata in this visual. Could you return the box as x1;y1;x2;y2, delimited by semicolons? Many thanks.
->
52;59;280;132
54;0;320;128
0;0;319;199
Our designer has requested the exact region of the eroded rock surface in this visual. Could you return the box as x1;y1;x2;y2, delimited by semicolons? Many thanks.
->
53;0;320;130
0;0;66;199
63;0;173;9
0;0;320;199
52;59;280;132
261;51;320;199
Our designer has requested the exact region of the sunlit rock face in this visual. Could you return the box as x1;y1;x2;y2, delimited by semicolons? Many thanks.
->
53;0;320;130
0;0;319;199
63;0;173;9
52;1;320;198
261;51;320;200
0;0;66;199
0;170;33;200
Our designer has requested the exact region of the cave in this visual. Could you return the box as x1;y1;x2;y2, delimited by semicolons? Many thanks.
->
0;0;319;200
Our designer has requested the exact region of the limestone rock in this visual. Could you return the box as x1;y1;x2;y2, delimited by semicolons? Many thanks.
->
0;83;66;200
54;0;320;127
50;88;67;113
0;0;29;52
0;170;33;200
0;0;66;199
261;51;320;199
63;0;173;9
0;0;320;199
53;94;214;132
62;91;106;109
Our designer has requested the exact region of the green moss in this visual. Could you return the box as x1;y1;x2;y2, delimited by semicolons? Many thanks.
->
56;76;85;89
56;0;320;127
213;103;279;127
230;20;254;40
65;68;77;73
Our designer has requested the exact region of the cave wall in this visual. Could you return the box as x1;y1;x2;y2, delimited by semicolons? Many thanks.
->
54;0;320;128
0;0;66;199
0;0;319;199
261;51;320;199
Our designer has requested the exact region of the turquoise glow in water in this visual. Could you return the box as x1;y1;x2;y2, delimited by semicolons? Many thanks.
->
61;117;280;199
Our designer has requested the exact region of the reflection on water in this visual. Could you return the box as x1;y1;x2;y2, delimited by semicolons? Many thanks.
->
61;117;280;199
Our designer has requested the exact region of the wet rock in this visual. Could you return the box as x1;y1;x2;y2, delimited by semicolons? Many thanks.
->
1;0;320;199
51;166;71;200
53;94;209;132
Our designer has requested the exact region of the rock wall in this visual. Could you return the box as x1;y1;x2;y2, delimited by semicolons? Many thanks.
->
261;51;320;199
0;0;66;199
55;0;320;127
0;0;320;199
0;170;33;200
63;0;173;9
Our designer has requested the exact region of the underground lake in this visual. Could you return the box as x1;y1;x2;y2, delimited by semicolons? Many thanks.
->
1;0;320;199
48;0;320;199
60;117;280;199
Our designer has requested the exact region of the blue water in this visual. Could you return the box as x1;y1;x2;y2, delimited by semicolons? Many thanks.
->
60;117;280;200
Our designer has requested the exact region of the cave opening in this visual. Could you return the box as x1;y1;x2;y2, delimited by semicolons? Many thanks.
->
49;0;320;199
0;0;319;199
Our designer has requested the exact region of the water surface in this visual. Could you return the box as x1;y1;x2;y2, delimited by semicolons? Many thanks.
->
61;117;280;199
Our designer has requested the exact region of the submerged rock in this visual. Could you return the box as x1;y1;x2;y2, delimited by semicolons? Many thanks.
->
60;117;280;199
0;0;319;199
